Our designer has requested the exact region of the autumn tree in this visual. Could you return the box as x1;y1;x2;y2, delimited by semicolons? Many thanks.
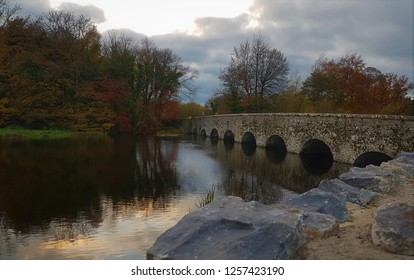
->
219;34;289;112
99;31;136;132
0;8;114;130
180;101;204;118
0;1;197;132
302;53;413;115
133;38;198;133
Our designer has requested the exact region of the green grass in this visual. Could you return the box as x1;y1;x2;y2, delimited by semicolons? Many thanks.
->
0;127;73;140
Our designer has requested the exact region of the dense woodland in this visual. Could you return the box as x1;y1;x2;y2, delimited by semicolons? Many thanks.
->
0;1;197;133
0;1;412;135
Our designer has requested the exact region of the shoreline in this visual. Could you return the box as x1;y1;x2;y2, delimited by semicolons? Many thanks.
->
294;180;414;260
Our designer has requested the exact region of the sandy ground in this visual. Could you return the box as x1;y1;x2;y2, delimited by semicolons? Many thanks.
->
294;180;414;260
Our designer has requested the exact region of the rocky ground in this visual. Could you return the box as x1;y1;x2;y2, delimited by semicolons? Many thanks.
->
294;180;414;260
147;152;414;260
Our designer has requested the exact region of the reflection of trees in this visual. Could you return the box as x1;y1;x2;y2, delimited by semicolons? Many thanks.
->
135;137;180;201
0;137;110;232
0;136;182;258
221;170;283;204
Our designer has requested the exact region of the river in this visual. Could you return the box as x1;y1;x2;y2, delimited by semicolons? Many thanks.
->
0;135;350;259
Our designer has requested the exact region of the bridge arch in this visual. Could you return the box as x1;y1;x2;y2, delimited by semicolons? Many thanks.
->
266;135;287;152
265;135;287;162
223;130;234;143
210;128;219;139
300;139;333;158
300;139;333;174
241;132;257;156
353;151;392;167
223;130;235;150
242;132;256;146
200;129;206;138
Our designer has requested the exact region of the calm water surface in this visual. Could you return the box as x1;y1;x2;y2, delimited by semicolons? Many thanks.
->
0;135;350;259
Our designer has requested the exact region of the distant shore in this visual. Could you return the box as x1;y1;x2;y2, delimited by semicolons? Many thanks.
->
0;127;73;140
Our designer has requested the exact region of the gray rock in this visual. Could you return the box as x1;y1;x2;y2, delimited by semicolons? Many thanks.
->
372;203;414;256
318;179;378;205
391;152;414;165
380;161;414;180
281;188;351;222
147;196;306;260
339;165;399;193
299;212;339;240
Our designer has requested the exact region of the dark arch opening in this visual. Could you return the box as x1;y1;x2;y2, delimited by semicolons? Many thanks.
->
192;128;197;135
265;135;287;162
223;130;234;150
200;129;206;138
300;139;333;174
210;128;219;139
354;151;392;167
242;132;256;146
241;132;256;156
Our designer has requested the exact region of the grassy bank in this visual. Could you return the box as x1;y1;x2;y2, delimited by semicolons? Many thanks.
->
0;127;73;140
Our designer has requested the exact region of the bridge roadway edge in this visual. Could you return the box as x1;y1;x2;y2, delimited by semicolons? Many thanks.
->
182;113;414;163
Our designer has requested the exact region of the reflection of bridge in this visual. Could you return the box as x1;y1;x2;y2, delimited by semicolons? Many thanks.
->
183;113;414;163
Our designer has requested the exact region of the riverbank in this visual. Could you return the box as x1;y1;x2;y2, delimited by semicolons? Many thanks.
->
294;179;414;260
0;127;73;140
147;152;414;260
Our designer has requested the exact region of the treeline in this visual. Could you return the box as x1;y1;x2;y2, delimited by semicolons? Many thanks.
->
0;1;197;133
207;36;413;116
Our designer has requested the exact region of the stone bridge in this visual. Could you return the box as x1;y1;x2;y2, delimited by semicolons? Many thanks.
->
183;113;414;163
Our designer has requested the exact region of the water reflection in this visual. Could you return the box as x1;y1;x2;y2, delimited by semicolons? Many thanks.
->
0;135;351;259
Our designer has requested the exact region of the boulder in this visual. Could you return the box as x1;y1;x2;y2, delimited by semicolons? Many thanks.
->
318;179;378;205
339;165;399;193
281;188;351;222
391;152;414;165
299;211;339;240
372;203;414;256
147;196;306;260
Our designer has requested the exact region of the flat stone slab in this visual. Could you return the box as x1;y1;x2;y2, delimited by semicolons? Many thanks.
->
318;178;378;205
281;188;351;222
339;165;398;193
147;196;306;260
372;203;414;256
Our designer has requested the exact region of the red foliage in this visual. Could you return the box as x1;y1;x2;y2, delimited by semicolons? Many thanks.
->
116;112;133;134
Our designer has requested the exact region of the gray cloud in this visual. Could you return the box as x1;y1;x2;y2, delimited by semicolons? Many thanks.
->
10;0;50;16
57;3;106;24
250;0;413;77
168;0;413;103
9;1;106;24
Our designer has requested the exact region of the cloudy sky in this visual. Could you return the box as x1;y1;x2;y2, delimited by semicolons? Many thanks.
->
10;0;414;104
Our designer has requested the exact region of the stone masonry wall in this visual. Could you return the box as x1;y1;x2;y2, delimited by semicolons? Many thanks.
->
184;113;414;163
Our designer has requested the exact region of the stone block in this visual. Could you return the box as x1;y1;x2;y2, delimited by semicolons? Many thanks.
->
281;188;351;222
372;203;414;256
318;178;378;205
